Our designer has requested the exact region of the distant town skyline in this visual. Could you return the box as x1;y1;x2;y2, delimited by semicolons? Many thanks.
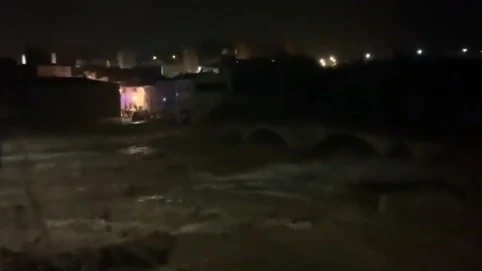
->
1;0;481;61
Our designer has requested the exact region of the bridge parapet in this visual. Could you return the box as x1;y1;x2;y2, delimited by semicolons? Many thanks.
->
215;122;446;162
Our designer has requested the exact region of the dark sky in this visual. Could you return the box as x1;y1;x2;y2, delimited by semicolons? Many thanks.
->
1;0;481;60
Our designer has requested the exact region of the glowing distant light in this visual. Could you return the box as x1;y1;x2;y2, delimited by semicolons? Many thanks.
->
462;48;468;53
21;54;26;65
197;66;202;73
51;52;57;64
329;55;336;63
172;54;176;59
319;58;326;67
416;49;423;55
365;53;371;59
152;56;157;60
271;59;275;62
162;97;167;102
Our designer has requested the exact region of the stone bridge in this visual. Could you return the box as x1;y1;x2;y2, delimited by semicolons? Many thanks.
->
214;122;444;162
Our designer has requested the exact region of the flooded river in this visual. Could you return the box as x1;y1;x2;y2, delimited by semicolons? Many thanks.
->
0;130;480;270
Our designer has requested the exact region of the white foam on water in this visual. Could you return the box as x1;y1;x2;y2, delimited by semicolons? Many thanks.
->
45;217;236;237
191;158;438;201
218;189;312;201
45;218;172;237
118;146;159;156
176;220;237;234
2;131;175;157
137;194;165;202
195;159;422;185
1;151;100;163
260;218;314;231
192;183;236;190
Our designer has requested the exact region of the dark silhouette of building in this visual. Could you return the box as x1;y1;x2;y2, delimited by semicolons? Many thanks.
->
2;78;120;130
0;58;18;80
24;45;51;65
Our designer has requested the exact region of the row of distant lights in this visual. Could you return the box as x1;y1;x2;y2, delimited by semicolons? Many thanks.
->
153;54;204;72
319;55;337;67
152;55;176;60
364;48;474;59
320;47;479;67
154;48;477;67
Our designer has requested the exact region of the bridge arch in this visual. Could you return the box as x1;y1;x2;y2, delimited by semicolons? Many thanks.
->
311;134;379;158
386;142;413;161
246;128;287;145
218;129;244;144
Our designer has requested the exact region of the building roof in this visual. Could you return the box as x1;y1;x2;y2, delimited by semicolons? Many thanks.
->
20;77;119;86
121;74;170;87
172;72;225;81
82;66;168;86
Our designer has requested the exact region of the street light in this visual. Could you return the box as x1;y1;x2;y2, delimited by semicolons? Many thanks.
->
416;49;423;55
319;58;326;67
152;56;157;60
172;54;176;59
462;48;468;53
365;53;371;60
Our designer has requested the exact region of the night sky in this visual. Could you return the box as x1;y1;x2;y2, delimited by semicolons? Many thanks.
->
1;0;480;61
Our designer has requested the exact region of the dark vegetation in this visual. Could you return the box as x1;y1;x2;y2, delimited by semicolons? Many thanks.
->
0;77;120;135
